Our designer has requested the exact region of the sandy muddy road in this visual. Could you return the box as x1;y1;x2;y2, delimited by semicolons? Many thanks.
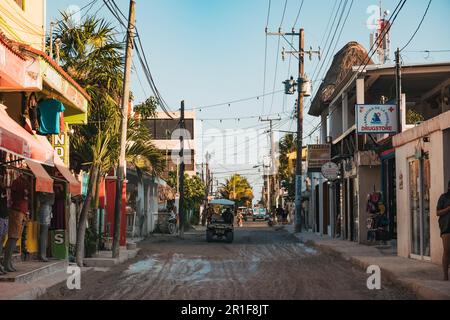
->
41;223;416;300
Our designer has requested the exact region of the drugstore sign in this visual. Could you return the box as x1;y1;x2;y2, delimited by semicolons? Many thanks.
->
356;104;398;134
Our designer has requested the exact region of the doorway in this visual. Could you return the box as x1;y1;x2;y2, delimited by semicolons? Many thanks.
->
323;182;330;235
315;185;320;233
409;157;431;260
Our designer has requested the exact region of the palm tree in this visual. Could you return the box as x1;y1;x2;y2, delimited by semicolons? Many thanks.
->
54;14;164;266
220;175;254;207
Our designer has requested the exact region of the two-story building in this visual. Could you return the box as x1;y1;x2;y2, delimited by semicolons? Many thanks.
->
144;111;197;179
308;41;450;265
0;0;87;266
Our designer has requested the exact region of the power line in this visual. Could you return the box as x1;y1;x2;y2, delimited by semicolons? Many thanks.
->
53;0;99;25
292;0;305;28
312;0;349;85
269;0;289;115
262;0;272;115
104;0;174;118
302;0;408;140
400;0;432;52
188;90;284;112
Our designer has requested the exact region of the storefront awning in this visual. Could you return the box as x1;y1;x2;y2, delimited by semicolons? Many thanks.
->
0;33;41;91
36;134;82;195
0;104;54;166
54;154;81;196
25;160;54;194
0;34;89;125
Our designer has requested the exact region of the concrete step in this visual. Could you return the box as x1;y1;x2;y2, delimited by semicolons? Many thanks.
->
0;260;68;284
83;249;140;268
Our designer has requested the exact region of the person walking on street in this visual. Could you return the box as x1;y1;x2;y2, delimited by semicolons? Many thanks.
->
437;180;450;281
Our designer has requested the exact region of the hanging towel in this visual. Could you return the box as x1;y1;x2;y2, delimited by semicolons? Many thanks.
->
37;99;65;135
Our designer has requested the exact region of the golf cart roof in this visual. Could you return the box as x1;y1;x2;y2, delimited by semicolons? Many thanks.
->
210;199;235;206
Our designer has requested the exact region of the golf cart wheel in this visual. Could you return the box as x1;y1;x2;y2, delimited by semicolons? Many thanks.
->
168;223;177;235
226;231;234;243
206;230;214;242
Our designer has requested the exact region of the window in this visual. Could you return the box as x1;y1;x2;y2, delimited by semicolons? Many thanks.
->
144;119;195;140
14;0;25;10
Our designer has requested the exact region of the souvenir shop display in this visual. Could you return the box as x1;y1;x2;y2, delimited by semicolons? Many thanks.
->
366;191;389;243
0;174;8;275
37;98;65;135
38;192;55;262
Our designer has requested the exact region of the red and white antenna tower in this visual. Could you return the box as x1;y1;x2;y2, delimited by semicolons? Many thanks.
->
370;0;391;64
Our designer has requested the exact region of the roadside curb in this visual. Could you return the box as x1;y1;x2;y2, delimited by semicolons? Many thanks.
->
286;229;450;300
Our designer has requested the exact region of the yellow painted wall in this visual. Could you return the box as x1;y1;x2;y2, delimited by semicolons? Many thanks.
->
0;0;45;51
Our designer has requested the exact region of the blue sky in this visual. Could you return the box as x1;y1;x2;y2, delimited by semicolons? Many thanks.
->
47;0;450;200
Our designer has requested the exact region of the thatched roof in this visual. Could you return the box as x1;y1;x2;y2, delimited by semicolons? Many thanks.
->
308;42;373;117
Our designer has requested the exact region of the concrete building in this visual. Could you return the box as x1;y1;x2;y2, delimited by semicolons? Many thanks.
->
0;0;88;261
0;0;46;51
144;111;197;180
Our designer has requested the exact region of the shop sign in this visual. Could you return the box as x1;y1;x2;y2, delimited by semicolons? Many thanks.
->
40;59;88;113
52;132;70;166
321;162;339;181
307;144;331;173
356;104;398;134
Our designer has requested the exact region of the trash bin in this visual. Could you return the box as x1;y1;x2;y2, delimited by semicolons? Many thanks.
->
51;230;68;260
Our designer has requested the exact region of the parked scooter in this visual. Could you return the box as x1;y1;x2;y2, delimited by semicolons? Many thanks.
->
267;216;275;227
168;211;178;235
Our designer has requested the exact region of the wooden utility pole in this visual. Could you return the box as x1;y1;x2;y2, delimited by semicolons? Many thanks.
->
395;48;402;133
267;28;319;233
179;101;186;239
295;29;305;233
261;117;281;211
49;22;54;59
112;0;136;258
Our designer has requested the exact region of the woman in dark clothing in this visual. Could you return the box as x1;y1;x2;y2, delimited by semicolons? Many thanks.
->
437;180;450;281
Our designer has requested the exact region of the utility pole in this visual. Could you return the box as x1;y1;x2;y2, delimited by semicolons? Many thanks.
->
395;48;402;133
112;0;136;258
179;100;186;239
267;28;320;233
261;117;281;211
295;29;305;234
49;22;54;59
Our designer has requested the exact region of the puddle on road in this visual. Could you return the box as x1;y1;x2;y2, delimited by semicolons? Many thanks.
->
124;253;261;283
298;243;318;254
126;256;163;274
124;243;317;283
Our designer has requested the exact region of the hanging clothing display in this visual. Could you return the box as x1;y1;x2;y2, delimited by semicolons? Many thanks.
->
0;183;8;218
37;99;65;135
28;94;40;132
69;202;77;245
366;191;389;242
59;112;65;133
38;192;55;226
10;175;30;213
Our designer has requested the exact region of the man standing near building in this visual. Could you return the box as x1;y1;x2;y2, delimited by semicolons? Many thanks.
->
437;180;450;281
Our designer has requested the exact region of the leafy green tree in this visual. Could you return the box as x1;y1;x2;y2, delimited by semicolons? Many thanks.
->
54;14;164;266
134;97;158;120
278;134;296;201
220;174;254;207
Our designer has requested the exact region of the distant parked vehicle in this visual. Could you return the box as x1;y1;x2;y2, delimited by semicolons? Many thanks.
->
253;208;267;222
